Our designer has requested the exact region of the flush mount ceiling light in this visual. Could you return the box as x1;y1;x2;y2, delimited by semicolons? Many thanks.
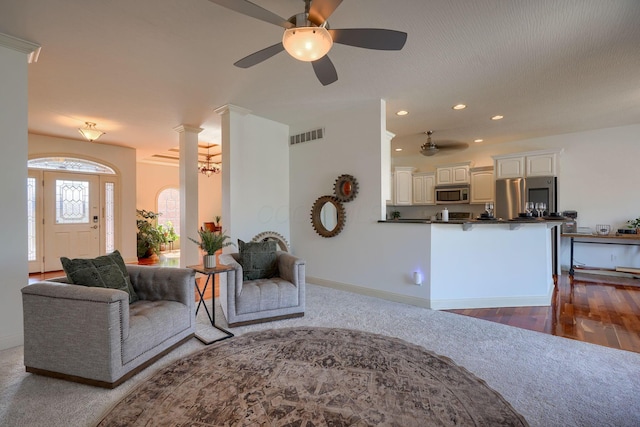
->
78;122;105;142
396;110;409;116
474;139;484;143
491;115;504;121
452;104;467;110
198;145;221;177
282;25;333;62
395;148;403;152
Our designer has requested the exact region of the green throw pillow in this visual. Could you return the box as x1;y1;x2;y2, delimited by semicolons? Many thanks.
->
238;239;278;281
60;250;139;303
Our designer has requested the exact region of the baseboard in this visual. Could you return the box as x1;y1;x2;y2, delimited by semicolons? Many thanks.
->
307;276;431;309
0;331;24;351
430;294;552;310
308;276;554;311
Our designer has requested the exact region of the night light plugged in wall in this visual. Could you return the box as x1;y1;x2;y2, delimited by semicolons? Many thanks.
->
413;271;423;286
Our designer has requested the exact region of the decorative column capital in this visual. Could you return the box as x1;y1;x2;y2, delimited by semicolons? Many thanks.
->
214;104;252;117
173;125;204;134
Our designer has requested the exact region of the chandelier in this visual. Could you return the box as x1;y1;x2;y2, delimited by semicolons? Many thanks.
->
198;146;220;177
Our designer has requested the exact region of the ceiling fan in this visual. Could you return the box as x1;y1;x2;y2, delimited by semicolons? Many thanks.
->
207;0;407;86
420;131;469;156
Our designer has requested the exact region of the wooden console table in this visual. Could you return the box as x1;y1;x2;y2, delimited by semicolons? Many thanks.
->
561;233;640;278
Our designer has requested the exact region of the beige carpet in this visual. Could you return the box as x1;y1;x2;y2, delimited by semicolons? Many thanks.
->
97;327;528;426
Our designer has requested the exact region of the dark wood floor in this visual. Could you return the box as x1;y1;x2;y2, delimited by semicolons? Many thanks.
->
446;272;640;354
29;267;640;354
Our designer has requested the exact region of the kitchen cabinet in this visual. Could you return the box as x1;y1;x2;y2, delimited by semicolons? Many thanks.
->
494;149;561;178
436;162;470;185
470;167;494;204
412;172;435;205
392;167;415;205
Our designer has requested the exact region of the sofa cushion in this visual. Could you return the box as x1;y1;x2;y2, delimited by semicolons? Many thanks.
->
238;239;278;281
61;250;138;303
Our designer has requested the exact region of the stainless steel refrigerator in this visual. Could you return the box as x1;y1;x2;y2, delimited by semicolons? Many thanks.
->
495;176;557;220
495;175;559;273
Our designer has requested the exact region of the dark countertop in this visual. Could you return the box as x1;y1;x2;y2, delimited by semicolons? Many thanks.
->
379;217;566;225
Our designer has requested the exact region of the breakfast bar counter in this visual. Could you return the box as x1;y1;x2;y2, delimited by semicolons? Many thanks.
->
379;219;561;310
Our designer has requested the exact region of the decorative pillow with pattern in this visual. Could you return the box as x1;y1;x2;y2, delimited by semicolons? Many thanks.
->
60;250;139;303
238;239;278;281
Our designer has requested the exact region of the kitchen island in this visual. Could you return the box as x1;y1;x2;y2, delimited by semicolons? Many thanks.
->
380;218;562;310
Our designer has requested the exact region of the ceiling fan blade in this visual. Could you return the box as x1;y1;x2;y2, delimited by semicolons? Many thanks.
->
437;142;470;150
328;28;407;50
311;55;338;86
308;0;343;26
234;43;284;68
207;0;294;29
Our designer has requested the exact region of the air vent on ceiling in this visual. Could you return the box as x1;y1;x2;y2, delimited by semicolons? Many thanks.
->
290;127;324;145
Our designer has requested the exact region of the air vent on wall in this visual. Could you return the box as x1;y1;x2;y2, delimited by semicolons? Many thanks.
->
290;127;325;145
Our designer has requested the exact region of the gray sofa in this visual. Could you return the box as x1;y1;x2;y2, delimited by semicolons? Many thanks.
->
21;265;195;388
218;251;305;327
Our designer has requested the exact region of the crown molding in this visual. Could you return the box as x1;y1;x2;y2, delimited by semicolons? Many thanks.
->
0;33;41;63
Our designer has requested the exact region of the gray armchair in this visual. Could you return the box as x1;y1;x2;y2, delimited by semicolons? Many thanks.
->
21;265;195;388
218;251;305;327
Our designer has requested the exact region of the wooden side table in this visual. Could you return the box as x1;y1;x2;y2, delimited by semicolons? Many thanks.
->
187;264;235;345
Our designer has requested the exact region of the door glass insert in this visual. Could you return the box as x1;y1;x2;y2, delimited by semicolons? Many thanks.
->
56;179;90;224
28;157;115;174
105;182;115;253
27;177;37;261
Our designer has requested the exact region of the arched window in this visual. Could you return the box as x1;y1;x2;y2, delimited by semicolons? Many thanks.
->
157;188;180;239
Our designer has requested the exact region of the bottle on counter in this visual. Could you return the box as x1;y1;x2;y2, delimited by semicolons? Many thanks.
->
442;207;449;222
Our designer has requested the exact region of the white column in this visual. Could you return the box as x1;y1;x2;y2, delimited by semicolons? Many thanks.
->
214;104;251;251
174;124;203;267
0;33;40;349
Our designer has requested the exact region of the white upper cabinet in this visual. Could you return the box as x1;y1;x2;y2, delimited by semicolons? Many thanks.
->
495;156;525;179
526;152;557;177
470;167;494;204
493;149;562;178
413;172;435;205
436;162;470;185
392;167;415;205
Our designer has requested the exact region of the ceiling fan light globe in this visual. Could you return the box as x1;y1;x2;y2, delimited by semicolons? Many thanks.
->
283;26;333;62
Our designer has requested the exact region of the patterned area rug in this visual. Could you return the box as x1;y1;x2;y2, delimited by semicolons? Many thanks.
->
97;328;528;426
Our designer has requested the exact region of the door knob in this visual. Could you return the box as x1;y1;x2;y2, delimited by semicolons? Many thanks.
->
91;225;98;229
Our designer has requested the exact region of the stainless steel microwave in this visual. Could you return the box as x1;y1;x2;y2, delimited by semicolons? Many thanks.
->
435;185;470;204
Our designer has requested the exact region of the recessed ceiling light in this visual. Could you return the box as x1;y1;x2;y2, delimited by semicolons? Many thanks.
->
474;139;483;143
396;110;408;116
452;104;466;110
394;148;403;152
491;115;504;121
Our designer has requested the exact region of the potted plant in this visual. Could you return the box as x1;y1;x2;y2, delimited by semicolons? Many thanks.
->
189;228;234;268
157;221;179;251
136;209;163;258
214;215;222;232
391;210;401;220
627;216;640;234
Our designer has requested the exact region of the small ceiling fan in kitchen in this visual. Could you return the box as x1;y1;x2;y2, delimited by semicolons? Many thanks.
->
420;131;469;156
207;0;408;86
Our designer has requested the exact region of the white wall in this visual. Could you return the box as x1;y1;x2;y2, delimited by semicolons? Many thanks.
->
29;134;137;262
0;44;29;350
290;100;432;304
221;108;290;247
136;161;222;247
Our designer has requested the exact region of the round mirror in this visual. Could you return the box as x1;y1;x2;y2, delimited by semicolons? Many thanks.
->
333;174;359;202
311;195;346;238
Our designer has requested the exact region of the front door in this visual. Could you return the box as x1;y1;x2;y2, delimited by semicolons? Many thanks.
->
43;172;100;271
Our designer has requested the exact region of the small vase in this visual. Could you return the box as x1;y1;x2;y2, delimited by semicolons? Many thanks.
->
203;254;216;269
